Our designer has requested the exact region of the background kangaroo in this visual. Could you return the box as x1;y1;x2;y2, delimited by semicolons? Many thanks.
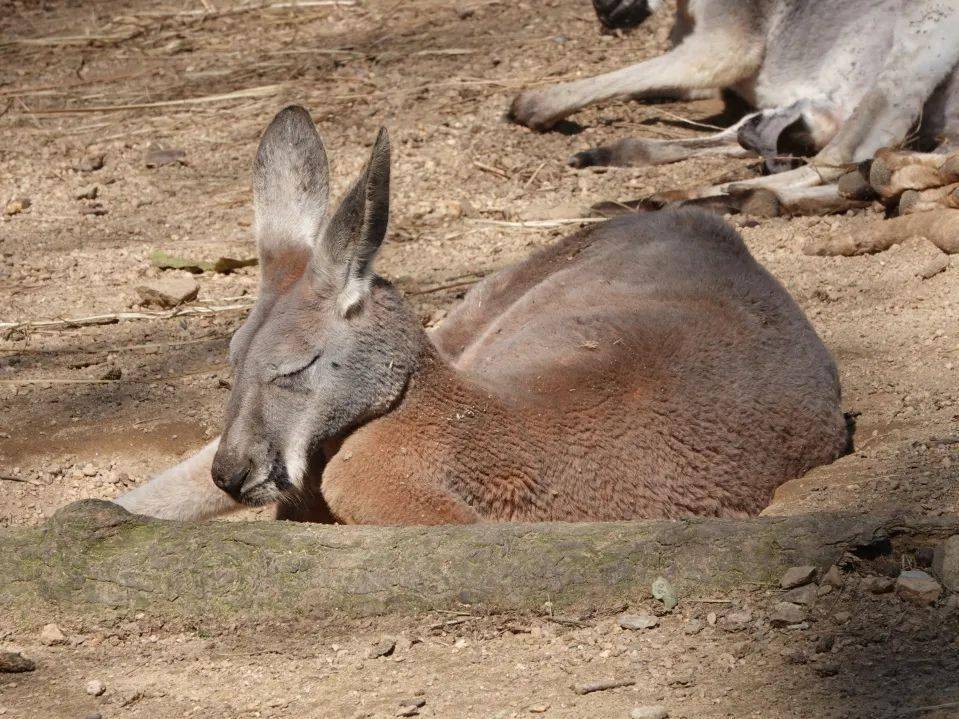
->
116;105;847;524
510;0;959;182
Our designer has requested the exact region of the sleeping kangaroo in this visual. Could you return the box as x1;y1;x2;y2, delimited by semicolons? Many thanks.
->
115;105;847;524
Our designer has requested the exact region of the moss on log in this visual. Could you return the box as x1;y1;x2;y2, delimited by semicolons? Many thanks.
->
1;501;956;627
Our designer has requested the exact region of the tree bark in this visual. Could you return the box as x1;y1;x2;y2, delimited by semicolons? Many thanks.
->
1;501;956;628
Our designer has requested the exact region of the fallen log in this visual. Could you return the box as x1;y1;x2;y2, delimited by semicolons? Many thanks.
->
1;501;957;628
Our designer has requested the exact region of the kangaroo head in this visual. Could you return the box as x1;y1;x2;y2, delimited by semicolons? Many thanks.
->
211;106;420;507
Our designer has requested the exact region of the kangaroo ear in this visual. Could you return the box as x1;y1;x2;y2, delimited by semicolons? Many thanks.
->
317;127;390;317
252;106;331;291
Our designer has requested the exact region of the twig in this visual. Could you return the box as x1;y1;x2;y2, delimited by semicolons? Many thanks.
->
900;701;959;715
0;302;253;332
0;334;231;356
473;161;510;180
469;217;604;229
22;85;284;116
124;0;356;19
651;108;725;132
0;366;226;386
409;279;481;296
2;31;140;48
523;160;547;190
572;679;635;695
0;475;38;484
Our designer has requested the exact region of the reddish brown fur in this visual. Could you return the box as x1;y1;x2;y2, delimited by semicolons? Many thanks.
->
321;210;847;524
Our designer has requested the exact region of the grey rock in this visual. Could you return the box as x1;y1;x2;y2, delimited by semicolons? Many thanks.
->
136;277;199;308
367;636;396;659
76;154;105;172
683;619;704;635
630;706;669;719
0;651;35;673
822;565;844;588
783;584;818;606
895;570;941;605
618;613;659;631
651;577;678;611
933;535;959;592
85;679;106;696
769;602;805;627
75;185;99;200
780;566;817;589
917;254;949;280
39;623;67;646
861;576;895;594
722;609;753;632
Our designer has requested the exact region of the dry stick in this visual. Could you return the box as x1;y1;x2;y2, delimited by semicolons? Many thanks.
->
469;217;605;229
22;84;284;115
0;366;227;386
1;32;139;48
0;302;253;333
124;0;357;18
572;679;636;695
0;334;231;356
900;701;959;715
409;279;480;296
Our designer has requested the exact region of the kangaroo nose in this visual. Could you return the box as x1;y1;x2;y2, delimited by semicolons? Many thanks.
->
211;450;251;501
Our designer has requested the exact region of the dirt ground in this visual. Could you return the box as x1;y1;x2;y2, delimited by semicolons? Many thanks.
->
1;0;958;717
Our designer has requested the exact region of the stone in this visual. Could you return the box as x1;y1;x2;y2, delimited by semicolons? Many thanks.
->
0;651;35;673
618;613;659;631
783;584;818;606
527;705;549;714
76;154;105;172
833;611;851;624
933;535;959;592
630;706;669;719
4;198;30;216
895;570;942;605
683;619;704;635
822;565;844;588
861;576;895;594
75;185;99;200
814;661;840;677
780;566;817;589
85;679;106;696
651;577;678;611
769;602;805;627
136;277;199;308
706;611;718;626
722;609;753;631
39;624;67;646
731;640;752;659
781;646;807;664
917;254;949;280
367;636;396;659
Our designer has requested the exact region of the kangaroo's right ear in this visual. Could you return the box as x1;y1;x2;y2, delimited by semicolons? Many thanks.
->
252;105;331;291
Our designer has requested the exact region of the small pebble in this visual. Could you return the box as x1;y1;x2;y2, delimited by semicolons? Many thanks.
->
630;706;669;719
0;651;35;673
821;565;844;588
895;570;941;605
861;576;895;594
769;602;805;627
617;613;659;631
39;623;68;646
780;566;817;589
85;679;106;696
651;577;678;611
367;636;397;659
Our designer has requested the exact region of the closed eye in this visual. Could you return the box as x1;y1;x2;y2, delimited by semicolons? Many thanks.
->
270;353;321;387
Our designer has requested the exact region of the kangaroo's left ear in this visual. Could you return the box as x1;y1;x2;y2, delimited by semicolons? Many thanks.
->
316;127;390;317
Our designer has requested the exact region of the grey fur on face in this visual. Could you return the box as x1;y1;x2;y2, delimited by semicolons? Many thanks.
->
210;106;412;505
